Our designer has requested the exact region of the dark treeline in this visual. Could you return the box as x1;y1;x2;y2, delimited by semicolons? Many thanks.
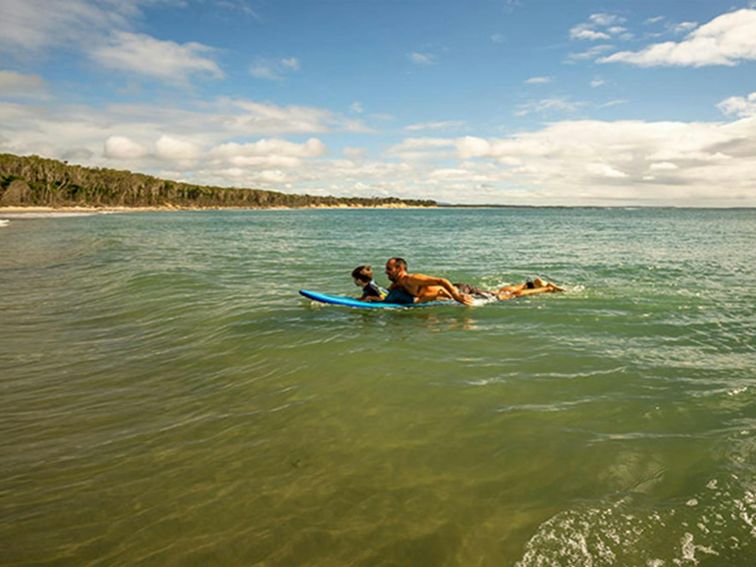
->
0;154;436;209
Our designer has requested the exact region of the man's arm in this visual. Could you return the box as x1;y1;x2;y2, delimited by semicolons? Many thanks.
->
406;273;474;305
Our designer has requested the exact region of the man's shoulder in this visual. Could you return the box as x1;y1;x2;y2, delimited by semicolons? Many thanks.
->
406;272;435;282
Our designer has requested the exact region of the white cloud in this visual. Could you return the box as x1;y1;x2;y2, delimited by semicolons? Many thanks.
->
0;95;360;190
645;16;664;25
589;13;624;27
350;101;364;114
248;63;280;81
669;21;698;34
389;138;455;154
525;76;552;84
601;9;756;67
92;31;222;82
103;135;147;159
0;70;45;96
405;121;465;132
371;113;395;122
213;0;259;18
387;137;457;161
717;92;756;117
600;99;628;108
155;135;202;161
586;163;628;178
379;112;756;204
343;147;366;159
250;56;300;80
457;136;492;159
228;99;368;134
649;162;678;171
428;168;465;180
206;138;325;170
1;96;348;153
0;1;224;86
571;28;610;41
567;44;614;62
570;13;628;41
590;78;606;88
0;0;135;53
280;57;299;70
257;170;289;183
211;138;325;159
408;52;436;65
392;138;455;150
515;97;585;116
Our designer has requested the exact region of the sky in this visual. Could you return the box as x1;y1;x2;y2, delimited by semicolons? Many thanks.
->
1;0;755;206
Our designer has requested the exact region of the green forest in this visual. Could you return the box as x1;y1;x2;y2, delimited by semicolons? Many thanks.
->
0;154;436;209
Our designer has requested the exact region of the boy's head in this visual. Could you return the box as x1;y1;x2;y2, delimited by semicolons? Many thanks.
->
351;265;373;287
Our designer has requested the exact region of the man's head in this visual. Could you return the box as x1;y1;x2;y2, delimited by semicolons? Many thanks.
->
385;257;407;282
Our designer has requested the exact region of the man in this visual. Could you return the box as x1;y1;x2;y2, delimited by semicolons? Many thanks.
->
383;257;474;306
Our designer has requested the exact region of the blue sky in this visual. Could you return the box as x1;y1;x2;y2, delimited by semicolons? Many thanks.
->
1;0;755;205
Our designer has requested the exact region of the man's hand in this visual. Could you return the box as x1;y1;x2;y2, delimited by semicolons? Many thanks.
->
456;292;474;306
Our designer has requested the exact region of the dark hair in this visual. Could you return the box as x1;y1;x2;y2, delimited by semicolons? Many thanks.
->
388;257;407;270
351;265;373;282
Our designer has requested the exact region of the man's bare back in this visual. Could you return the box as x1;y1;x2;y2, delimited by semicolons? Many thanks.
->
384;258;473;306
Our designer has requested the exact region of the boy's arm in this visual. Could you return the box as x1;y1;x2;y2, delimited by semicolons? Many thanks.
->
357;283;386;302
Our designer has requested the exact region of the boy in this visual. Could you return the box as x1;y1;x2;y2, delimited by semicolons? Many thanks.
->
351;265;387;301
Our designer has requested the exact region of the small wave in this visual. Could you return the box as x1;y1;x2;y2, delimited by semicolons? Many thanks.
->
0;219;9;228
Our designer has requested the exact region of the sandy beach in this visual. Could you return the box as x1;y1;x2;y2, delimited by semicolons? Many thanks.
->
0;203;435;216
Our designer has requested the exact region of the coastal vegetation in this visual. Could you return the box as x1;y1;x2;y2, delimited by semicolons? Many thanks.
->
0;154;436;209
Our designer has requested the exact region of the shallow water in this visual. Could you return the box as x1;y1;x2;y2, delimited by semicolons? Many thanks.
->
1;208;754;565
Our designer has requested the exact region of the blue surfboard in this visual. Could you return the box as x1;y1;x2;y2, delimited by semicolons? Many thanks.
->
299;289;454;309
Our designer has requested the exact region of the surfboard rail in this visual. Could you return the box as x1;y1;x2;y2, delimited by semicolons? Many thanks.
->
299;289;453;309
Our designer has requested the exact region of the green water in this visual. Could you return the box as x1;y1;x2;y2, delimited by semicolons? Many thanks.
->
1;208;754;566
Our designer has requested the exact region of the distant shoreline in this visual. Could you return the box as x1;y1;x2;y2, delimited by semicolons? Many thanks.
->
0;204;438;214
1;204;754;215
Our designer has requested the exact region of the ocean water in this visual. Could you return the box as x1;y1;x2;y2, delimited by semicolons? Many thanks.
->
0;208;754;566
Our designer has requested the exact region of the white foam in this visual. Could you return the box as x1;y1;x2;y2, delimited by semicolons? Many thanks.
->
515;474;750;566
0;219;9;228
472;296;498;307
678;532;719;564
